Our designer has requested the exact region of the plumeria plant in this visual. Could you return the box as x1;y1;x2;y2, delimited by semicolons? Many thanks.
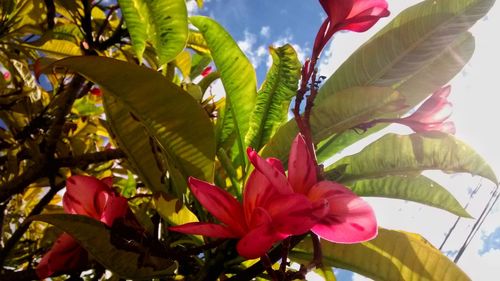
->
0;0;497;280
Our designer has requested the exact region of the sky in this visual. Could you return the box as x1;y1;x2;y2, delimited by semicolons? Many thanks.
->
189;0;500;280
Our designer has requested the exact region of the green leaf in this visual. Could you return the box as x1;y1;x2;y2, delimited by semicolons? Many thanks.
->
291;229;471;281
190;16;257;160
118;0;150;61
315;32;476;163
148;0;188;65
53;57;215;190
118;0;188;65
31;214;177;279
153;195;199;226
316;0;494;102
348;175;471;217
261;87;402;162
190;53;212;79
103;96;167;193
326;133;497;184
245;44;301;151
22;39;83;58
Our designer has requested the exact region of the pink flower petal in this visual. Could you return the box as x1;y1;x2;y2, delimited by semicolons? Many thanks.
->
243;169;279;223
63;176;110;219
188;177;246;235
288;134;317;195
236;222;285;259
309;181;377;243
247;148;292;194
36;233;88;279
266;194;318;235
100;195;129;226
169;222;239;238
248;207;272;229
406;86;452;123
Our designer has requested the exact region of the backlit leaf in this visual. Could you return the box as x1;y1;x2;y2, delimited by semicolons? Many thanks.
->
291;229;471;281
326;133;497;184
348;175;471;217
245;44;301;151
190;16;257;161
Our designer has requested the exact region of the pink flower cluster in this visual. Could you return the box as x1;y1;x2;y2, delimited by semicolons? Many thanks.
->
170;134;377;259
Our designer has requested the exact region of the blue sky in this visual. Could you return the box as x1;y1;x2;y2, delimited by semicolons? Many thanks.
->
188;0;500;280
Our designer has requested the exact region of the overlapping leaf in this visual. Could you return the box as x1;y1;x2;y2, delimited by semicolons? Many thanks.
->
31;214;177;279
245;44;301;151
291;229;471;281
316;0;494;101
103;96;166;193
262;87;402;162
263;1;482;163
52;57;215;191
118;0;188;64
315;32;476;163
326;133;497;184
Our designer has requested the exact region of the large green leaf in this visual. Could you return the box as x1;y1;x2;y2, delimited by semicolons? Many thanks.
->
291;229;471;281
316;0;494;102
261;87;402;162
245;44;301;151
53;57;215;188
349;175;471;217
32;214;177;279
326;133;497;184
118;0;188;65
190;16;257;159
315;32;476;163
103;96;166;193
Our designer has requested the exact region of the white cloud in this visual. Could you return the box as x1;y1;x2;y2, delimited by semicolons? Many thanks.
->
186;0;199;15
237;31;267;68
260;26;271;38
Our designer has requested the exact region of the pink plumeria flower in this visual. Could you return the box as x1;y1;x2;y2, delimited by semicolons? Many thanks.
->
313;0;390;59
201;66;212;77
37;176;129;279
356;86;456;134
397;85;456;134
248;134;378;243
169;152;319;259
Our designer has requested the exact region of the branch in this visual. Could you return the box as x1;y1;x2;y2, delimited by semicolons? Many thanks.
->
55;149;126;168
0;181;65;265
0;75;87;203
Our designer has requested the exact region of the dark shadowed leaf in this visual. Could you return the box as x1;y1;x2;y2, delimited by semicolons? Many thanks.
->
53;57;215;192
31;214;177;279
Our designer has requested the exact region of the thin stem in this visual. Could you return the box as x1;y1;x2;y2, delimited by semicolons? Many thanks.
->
309;232;323;270
261;254;279;281
279;237;291;272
